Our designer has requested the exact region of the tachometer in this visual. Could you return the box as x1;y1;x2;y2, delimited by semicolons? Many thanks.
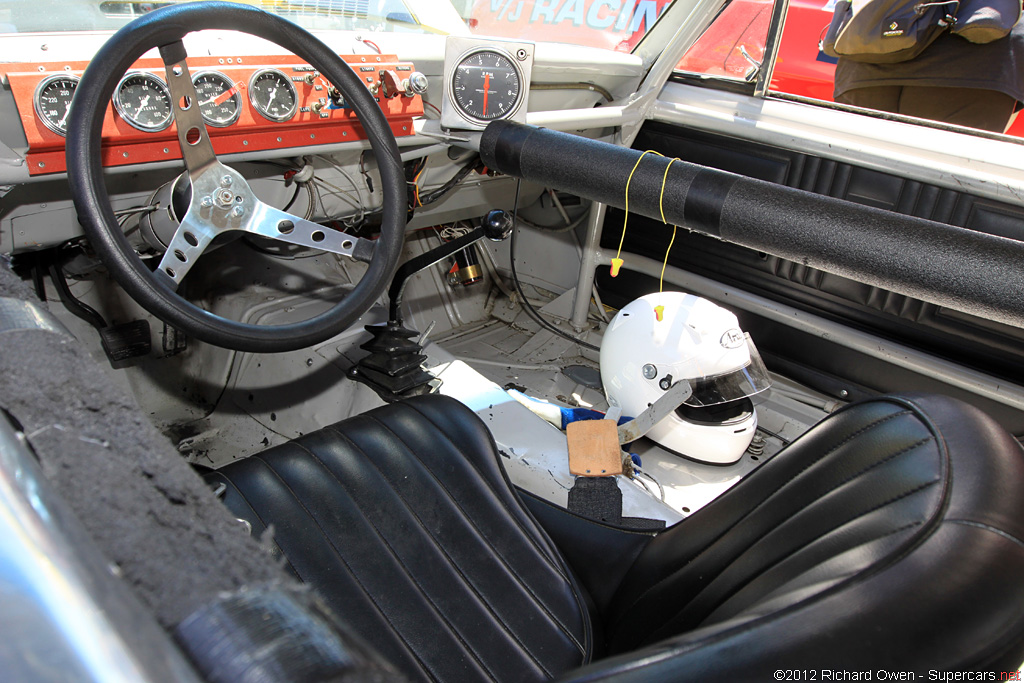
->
34;74;79;136
441;38;533;131
248;68;297;122
113;72;173;132
192;71;242;128
450;48;523;123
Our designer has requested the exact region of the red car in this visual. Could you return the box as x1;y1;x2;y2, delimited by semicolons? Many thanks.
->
466;0;1023;136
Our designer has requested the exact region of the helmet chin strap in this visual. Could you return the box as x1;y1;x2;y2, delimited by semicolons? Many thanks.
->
616;379;693;445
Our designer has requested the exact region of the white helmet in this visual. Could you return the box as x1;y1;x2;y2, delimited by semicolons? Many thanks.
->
600;292;771;465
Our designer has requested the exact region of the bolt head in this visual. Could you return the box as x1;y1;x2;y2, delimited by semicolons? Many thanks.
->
200;197;214;208
214;188;235;207
220;175;233;187
642;364;657;380
230;206;245;217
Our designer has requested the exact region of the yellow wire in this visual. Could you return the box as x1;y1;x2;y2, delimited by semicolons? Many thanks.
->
412;164;426;207
658;158;679;294
614;150;663;260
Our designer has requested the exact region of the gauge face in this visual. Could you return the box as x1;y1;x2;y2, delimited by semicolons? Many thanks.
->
450;48;522;123
113;72;173;132
34;74;79;136
192;71;242;128
248;69;297;122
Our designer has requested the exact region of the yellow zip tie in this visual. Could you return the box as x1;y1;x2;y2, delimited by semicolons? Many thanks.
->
612;150;663;277
655;158;680;322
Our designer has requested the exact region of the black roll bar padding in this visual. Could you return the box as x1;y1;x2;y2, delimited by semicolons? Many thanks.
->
480;120;1024;330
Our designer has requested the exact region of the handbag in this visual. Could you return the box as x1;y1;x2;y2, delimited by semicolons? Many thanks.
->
821;0;959;63
951;0;1021;43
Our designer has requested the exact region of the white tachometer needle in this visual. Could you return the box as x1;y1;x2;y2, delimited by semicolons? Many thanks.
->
57;104;70;129
268;87;278;104
135;94;151;117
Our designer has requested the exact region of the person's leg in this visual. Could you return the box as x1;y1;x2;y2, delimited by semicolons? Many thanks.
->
896;87;1016;133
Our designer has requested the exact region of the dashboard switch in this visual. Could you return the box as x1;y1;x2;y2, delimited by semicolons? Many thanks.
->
379;69;402;99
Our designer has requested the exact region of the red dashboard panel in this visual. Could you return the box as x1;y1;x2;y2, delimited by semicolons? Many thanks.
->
3;54;423;175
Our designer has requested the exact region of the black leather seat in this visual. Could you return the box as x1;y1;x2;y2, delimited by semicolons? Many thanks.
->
207;393;1024;680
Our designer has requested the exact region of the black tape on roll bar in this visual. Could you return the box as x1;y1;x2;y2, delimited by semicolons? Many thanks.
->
479;120;1024;330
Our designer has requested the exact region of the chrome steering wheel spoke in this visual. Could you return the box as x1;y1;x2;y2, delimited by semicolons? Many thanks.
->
155;41;371;289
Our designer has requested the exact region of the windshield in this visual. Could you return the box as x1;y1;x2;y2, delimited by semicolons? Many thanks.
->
0;0;675;51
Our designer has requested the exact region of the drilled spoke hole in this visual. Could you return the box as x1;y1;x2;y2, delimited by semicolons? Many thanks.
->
172;65;183;77
342;240;353;249
183;231;198;247
311;230;325;243
277;220;294;234
179;95;192;111
185;127;202;145
165;267;176;278
174;249;187;263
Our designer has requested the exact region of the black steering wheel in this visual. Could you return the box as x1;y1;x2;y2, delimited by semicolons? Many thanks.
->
67;1;406;353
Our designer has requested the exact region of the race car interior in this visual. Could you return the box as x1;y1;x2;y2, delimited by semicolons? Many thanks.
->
2;0;1024;679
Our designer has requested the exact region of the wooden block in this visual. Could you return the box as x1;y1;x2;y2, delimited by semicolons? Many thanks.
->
567;420;623;477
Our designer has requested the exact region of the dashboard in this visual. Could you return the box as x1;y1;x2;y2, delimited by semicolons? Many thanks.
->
4;54;424;175
0;28;645;254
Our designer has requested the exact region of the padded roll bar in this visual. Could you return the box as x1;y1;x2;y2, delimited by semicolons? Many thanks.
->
479;121;1024;330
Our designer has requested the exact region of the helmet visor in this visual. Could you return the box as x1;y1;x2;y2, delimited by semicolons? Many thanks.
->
682;335;772;407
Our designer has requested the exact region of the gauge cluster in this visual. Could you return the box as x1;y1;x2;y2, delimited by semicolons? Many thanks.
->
5;54;424;175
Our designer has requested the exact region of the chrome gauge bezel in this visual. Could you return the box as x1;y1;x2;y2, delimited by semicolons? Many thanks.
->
447;46;524;125
112;71;174;133
248;68;298;123
33;73;80;137
191;70;242;128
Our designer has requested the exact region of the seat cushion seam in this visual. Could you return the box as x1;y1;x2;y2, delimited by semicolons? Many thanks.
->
302;433;552;679
618;409;914;618
332;425;560;677
645;478;939;644
251;454;440;683
401;401;573;575
351;416;589;659
206;471;302;579
646;437;936;635
947;519;1024;549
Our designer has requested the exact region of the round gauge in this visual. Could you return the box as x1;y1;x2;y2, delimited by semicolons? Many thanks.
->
192;71;242;128
450;48;523;123
34;74;79;136
113;72;173;132
248;68;297;122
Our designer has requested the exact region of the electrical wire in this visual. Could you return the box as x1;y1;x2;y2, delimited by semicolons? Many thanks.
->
633;466;666;502
422;101;442;119
282;182;303;213
508;179;601;353
417;157;478;206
